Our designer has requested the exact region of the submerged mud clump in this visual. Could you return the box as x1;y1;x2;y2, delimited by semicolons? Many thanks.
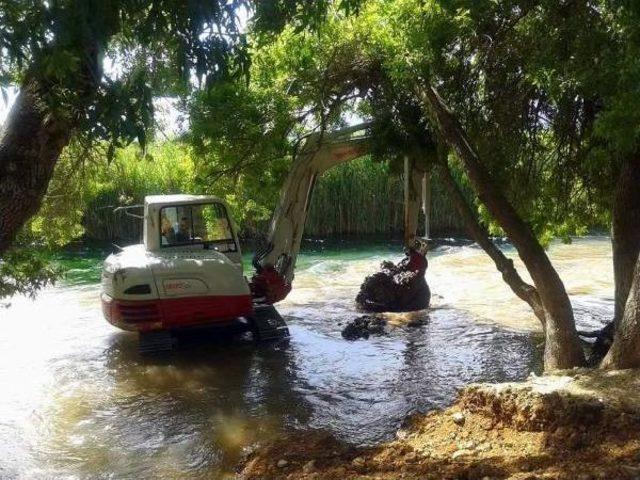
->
341;315;387;340
356;257;430;313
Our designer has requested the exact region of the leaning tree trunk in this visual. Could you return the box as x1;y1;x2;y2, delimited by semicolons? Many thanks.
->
419;84;585;370
0;43;102;257
437;162;546;327
601;255;640;369
612;152;640;324
0;78;74;254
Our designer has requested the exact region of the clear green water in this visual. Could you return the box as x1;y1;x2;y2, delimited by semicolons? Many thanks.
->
0;237;613;479
51;240;410;287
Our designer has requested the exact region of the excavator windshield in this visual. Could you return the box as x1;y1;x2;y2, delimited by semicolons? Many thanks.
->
159;202;236;252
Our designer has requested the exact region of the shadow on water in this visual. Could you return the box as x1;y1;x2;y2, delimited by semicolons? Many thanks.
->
94;329;311;478
25;309;541;479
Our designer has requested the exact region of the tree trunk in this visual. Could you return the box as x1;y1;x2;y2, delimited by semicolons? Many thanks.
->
612;152;640;324
0;42;102;257
0;78;74;254
601;255;640;369
404;156;424;248
436;162;546;326
590;152;640;361
418;84;585;370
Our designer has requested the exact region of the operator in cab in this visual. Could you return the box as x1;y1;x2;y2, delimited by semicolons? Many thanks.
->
161;215;176;245
175;216;191;243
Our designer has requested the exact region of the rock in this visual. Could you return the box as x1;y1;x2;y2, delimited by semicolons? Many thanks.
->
458;440;476;450
459;377;608;431
355;254;430;313
302;460;316;473
452;449;474;460
451;412;466;426
352;456;366;467
477;442;492;452
276;459;288;468
341;315;387;340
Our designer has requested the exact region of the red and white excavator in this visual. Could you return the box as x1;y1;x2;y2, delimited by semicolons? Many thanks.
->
100;123;431;351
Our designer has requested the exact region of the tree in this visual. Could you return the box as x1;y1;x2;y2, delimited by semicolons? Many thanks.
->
365;0;639;369
204;1;588;369
190;0;640;370
419;85;585;368
5;0;640;369
602;255;640;368
0;0;251;256
0;0;369;257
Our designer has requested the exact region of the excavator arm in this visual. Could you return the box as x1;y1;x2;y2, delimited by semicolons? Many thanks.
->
250;123;430;304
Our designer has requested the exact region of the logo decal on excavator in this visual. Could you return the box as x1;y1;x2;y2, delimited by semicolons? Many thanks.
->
162;279;208;296
165;281;190;290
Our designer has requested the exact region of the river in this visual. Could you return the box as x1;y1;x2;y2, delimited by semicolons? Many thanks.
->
0;236;613;479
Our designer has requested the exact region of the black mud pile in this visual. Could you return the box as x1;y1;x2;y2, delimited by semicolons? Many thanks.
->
356;259;430;313
341;315;387;340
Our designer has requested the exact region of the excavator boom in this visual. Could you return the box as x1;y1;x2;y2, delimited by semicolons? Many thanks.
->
250;124;430;304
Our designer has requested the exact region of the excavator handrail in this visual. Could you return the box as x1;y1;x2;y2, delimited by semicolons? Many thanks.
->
300;121;373;145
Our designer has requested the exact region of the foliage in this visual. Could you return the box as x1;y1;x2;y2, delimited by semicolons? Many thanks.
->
29;141;196;245
0;245;61;301
0;0;365;155
308;156;463;237
6;0;639;300
200;0;629;245
1;0;248;152
29;140;465;247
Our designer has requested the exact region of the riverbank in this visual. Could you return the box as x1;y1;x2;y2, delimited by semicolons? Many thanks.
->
239;369;640;479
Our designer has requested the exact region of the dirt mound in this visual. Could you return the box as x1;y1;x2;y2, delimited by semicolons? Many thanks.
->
239;370;640;480
356;253;430;313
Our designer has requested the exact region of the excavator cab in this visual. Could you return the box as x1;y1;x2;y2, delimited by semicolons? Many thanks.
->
144;195;243;267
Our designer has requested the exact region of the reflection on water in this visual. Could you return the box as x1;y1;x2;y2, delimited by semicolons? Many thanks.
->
0;237;612;479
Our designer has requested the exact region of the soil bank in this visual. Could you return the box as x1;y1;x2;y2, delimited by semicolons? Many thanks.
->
239;369;640;480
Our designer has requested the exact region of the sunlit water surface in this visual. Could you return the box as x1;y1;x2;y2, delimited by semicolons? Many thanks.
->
0;237;613;479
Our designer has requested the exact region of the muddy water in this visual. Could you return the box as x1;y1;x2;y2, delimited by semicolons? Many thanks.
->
0;237;612;479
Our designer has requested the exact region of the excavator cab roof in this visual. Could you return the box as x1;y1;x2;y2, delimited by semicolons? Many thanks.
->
145;194;223;208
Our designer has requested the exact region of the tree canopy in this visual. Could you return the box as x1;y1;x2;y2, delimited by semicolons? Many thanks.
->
189;0;640;242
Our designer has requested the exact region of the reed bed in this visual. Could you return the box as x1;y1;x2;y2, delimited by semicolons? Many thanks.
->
306;157;465;238
78;151;465;243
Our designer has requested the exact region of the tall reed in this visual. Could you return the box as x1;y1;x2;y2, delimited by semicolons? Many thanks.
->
306;157;465;238
47;145;465;244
